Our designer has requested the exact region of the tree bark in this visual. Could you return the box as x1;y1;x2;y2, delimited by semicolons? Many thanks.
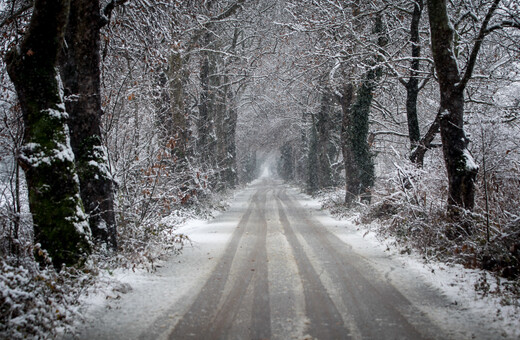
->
60;0;117;249
316;89;334;189
405;0;423;151
348;69;377;203
307;115;320;193
340;14;387;204
220;74;239;188
5;0;91;268
338;84;358;204
198;34;218;167
168;51;188;160
427;0;481;211
409;110;440;166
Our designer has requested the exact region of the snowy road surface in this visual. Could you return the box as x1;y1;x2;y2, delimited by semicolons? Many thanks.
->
77;179;509;339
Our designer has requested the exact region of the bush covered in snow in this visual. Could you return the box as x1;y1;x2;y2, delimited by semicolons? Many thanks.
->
0;258;92;339
319;150;520;303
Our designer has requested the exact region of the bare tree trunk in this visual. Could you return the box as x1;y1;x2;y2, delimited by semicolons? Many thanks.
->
307;115;320;193
168;51;188;160
221;74;238;187
60;0;117;249
198;34;218;167
5;0;91;268
338;84;358;204
405;0;424;151
410;110;440;165
426;0;500;211
316;90;334;189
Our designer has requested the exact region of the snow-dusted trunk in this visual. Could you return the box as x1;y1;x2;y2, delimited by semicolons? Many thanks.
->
60;0;117;249
316;90;334;189
427;0;478;211
340;14;387;204
307;116;319;193
168;51;188;159
220;76;238;188
339;84;357;204
5;0;91;267
198;36;218;167
406;0;423;152
347;69;377;203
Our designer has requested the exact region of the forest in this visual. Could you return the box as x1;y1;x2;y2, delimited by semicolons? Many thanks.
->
0;0;519;337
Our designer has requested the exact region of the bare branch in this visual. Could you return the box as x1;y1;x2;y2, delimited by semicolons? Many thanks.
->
0;1;33;28
458;0;501;91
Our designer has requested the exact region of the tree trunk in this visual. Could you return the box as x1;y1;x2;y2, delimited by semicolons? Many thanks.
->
348;69;377;203
221;76;238;187
198;35;218;167
409;110;440;166
427;0;479;211
340;14;387;204
316;90;334;188
60;0;117;249
307;115;319;193
405;0;423;151
5;0;91;268
168;51;188;160
338;84;358;204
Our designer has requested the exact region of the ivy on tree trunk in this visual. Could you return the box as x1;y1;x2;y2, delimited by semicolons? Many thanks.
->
5;0;91;268
341;15;387;205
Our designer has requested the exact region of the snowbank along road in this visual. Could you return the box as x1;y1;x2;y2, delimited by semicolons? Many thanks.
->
78;179;503;339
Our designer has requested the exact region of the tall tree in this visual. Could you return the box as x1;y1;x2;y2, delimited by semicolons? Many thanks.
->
197;33;219;167
60;0;117;249
5;0;91;267
404;0;424;150
342;14;388;204
315;88;334;189
307;115;320;193
426;0;502;211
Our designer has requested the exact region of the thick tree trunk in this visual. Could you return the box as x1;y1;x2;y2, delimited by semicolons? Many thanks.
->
340;14;387;204
60;0;117;249
316;90;334;188
168;51;188;160
5;0;91;267
338;84;358;204
427;0;479;211
198;37;218;166
278;143;294;181
221;77;238;188
307;116;320;193
348;70;377;203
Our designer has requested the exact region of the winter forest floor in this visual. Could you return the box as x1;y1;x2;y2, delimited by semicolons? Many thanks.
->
71;177;519;340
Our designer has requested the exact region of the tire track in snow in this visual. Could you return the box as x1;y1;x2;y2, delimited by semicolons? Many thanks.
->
277;188;444;340
168;188;271;339
275;192;352;340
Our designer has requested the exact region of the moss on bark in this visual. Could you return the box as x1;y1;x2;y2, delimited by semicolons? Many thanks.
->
5;0;91;268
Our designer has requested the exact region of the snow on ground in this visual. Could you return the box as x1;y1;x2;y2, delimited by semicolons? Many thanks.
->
74;186;258;339
74;183;519;339
288;186;520;339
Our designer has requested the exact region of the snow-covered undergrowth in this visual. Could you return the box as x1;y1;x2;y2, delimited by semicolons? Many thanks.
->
0;258;93;339
315;161;520;310
0;187;232;339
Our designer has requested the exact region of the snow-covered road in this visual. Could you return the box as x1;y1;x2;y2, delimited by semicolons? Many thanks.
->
76;179;515;339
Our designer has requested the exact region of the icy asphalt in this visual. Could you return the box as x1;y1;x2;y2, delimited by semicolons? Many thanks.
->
75;178;515;340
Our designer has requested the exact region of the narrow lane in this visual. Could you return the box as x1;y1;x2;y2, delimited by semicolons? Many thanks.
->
167;182;447;339
78;180;503;340
168;189;270;339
